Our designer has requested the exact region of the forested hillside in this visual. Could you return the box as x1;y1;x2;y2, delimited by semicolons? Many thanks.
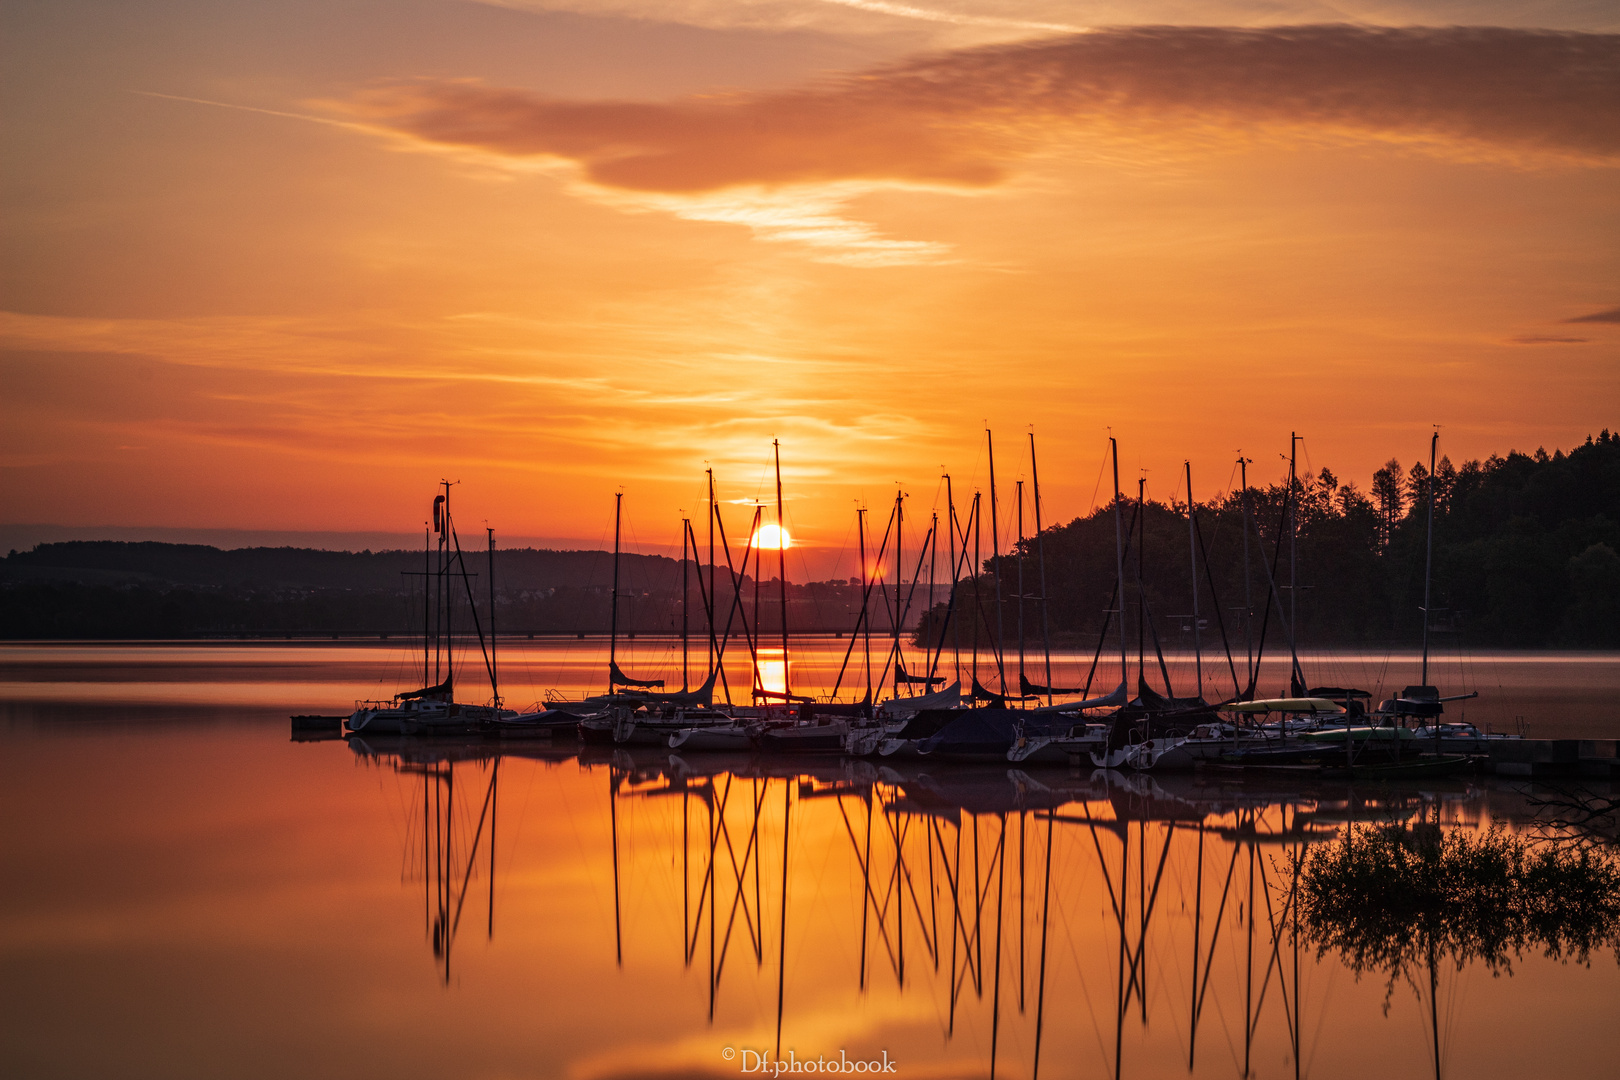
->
916;429;1620;652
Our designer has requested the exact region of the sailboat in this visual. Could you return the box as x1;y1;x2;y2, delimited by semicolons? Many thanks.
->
348;484;514;734
568;491;728;743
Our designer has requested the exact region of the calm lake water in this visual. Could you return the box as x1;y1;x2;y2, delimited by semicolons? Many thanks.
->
3;640;1618;1080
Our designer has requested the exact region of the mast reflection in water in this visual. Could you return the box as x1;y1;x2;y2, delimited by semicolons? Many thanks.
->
344;736;1619;1079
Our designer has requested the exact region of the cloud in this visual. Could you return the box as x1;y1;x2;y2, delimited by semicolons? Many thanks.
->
478;0;1090;42
347;25;1620;194
1509;335;1589;344
1565;305;1620;323
337;25;1620;261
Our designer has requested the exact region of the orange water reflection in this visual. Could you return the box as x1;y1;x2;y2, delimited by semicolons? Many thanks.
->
332;737;1618;1080
3;649;1619;1079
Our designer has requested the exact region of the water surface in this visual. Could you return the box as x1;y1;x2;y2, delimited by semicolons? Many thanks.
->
2;642;1617;1080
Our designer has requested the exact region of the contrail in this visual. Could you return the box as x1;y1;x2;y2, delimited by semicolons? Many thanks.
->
816;0;1087;34
130;90;365;131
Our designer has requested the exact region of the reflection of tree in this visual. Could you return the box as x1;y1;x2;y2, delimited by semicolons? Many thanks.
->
1525;783;1620;849
1295;821;1620;996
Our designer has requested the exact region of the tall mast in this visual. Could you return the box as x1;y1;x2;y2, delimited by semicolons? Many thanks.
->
487;527;498;706
1016;479;1026;695
929;508;939;691
423;521;431;688
1421;429;1439;686
1288;434;1301;694
1137;476;1147;684
987;428;1006;694
1031;433;1053;706
752;505;761;698
858;506;870;696
774;439;789;696
945;474;958;686
1185;462;1202;700
972;492;982;690
442;481;453;687
609;491;621;693
1111;438;1128;689
682;516;690;691
894;487;903;695
1239;455;1254;693
707;469;715;682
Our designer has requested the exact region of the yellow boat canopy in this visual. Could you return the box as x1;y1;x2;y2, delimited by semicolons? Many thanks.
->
1225;697;1345;714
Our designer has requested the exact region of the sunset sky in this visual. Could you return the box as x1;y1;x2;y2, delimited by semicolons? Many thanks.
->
3;1;1616;578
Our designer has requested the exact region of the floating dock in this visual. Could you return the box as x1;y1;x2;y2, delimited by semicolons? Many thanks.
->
1486;738;1620;778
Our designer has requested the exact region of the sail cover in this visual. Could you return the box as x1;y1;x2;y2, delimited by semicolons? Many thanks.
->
1020;673;1090;696
971;677;1009;704
1033;680;1129;712
646;669;718;706
1137;676;1208;712
896;659;945;685
884;680;962;718
610;660;664;688
400;677;453;700
1307;686;1373;700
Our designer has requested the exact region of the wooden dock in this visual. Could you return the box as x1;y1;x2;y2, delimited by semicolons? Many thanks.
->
1486;738;1620;778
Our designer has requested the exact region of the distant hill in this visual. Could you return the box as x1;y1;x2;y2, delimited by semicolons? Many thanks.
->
0;540;913;638
0;541;679;594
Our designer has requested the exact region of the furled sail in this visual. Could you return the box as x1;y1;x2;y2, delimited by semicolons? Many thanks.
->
971;677;1008;704
609;660;664;688
1033;680;1129;712
895;659;945;685
1019;673;1088;696
400;677;452;700
884;680;961;718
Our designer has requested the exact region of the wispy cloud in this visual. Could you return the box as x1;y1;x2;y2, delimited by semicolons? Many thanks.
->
1509;334;1589;344
1565;304;1620;323
812;0;1085;34
345;27;1620;186
338;25;1620;262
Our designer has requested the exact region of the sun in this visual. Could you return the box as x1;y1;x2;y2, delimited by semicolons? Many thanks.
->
751;523;791;550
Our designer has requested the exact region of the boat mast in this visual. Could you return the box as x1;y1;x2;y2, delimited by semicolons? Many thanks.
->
858;506;870;697
1287;434;1301;695
1137;476;1147;689
894;486;903;698
609;491;621;695
987;427;1006;694
707;468;716;683
487;526;498;706
945;474;958;687
1185;462;1202;700
1239;455;1253;693
929;508;938;693
682;516;690;691
972;491;982;691
423;521;431;688
1016;479;1026;697
1421;429;1439;686
441;481;453;688
752;505;762;699
1111;438;1128;690
1031;433;1053;706
774;439;789;696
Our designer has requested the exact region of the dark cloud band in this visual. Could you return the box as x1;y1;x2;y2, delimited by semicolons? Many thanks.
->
348;25;1620;192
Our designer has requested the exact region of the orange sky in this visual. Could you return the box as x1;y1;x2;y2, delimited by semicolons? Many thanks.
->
3;2;1617;578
